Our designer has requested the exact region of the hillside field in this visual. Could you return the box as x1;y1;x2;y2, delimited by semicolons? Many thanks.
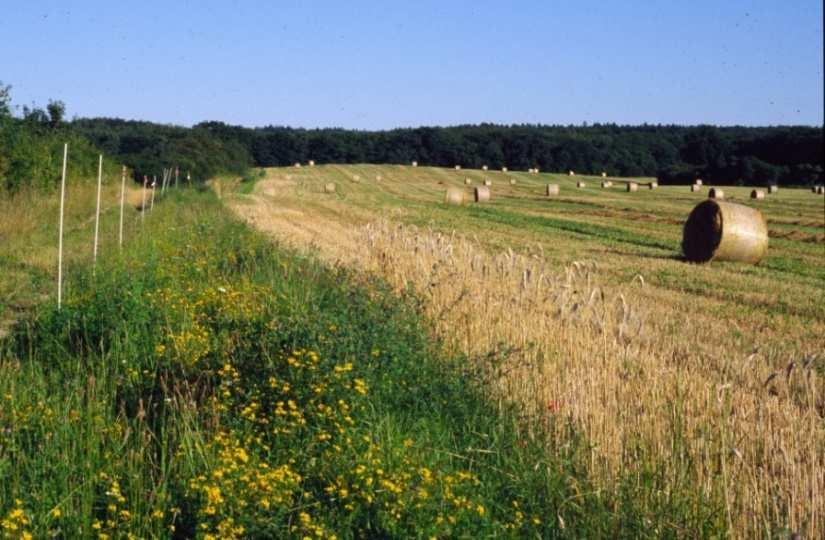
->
227;164;825;537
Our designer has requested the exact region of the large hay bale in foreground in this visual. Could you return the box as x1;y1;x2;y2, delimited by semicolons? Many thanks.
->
709;188;724;199
324;182;336;193
768;185;778;194
682;200;768;263
627;182;638;192
474;186;491;202
444;187;464;205
483;179;492;186
691;184;701;192
751;189;765;200
546;184;560;196
576;181;586;188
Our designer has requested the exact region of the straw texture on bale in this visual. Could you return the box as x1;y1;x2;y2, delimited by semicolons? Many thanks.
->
709;188;724;199
649;181;658;189
601;181;612;188
474;186;491;202
483;179;492;186
576;181;586;188
691;184;701;192
482;165;488;171
324;183;336;193
768;185;778;194
444;187;463;205
751;189;765;200
464;178;472;185
627;182;638;192
682;200;768;264
546;184;560;196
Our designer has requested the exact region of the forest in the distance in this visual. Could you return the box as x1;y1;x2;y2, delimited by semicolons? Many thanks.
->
2;82;822;191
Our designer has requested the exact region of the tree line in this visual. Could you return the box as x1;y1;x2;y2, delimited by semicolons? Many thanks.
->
2;81;822;192
80;119;823;187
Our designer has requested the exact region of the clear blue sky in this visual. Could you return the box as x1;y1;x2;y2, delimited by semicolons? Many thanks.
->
1;0;822;129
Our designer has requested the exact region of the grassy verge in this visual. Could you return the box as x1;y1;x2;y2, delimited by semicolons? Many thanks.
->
1;190;722;538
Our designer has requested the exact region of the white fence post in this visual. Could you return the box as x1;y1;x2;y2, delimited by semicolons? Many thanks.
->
141;176;147;224
57;143;68;309
93;154;103;268
119;165;126;248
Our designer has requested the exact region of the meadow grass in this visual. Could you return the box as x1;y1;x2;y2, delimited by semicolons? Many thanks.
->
0;189;726;537
225;164;824;538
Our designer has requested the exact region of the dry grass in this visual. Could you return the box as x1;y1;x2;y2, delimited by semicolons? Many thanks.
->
227;165;824;537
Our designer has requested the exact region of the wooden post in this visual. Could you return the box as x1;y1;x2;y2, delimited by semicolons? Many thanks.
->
119;165;126;248
175;166;179;189
160;168;166;195
150;175;156;210
93;154;103;268
141;175;147;224
57;143;68;309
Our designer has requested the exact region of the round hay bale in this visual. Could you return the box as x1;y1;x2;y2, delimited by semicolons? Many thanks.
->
324;182;336;194
817;186;824;195
767;185;778;194
464;178;472;185
627;182;638;192
483;179;492;187
691;184;701;192
576;181;586;188
695;179;703;186
812;186;818;193
535;168;540;173
682;200;768;264
709;187;724;199
502;166;508;172
568;170;575;176
294;162;302;168
601;172;607;177
649;181;658;189
455;165;461;170
444;187;463;205
509;178;517;185
751;189;765;200
308;160;315;166
474;186;491;202
482;165;488;171
546;184;560;196
601;180;612;188
411;161;418;167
